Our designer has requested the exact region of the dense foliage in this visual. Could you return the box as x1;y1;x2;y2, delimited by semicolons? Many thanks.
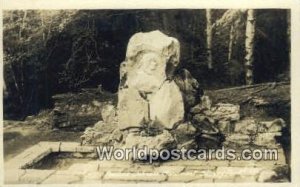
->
3;9;290;119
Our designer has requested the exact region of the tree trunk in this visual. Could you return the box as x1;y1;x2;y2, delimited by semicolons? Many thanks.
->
228;24;234;62
190;14;196;63
10;11;14;22
161;12;168;32
18;10;27;39
245;9;256;85
287;10;291;65
206;9;213;69
40;11;46;45
10;63;23;104
47;15;53;41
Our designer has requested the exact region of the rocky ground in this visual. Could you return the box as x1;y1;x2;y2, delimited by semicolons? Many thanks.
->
3;82;290;182
206;82;290;165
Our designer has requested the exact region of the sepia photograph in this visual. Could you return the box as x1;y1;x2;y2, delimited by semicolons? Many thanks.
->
1;6;295;184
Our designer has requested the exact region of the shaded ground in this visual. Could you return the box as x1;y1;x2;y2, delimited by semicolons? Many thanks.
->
3;122;82;161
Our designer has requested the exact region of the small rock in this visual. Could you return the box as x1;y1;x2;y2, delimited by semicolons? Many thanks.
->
193;114;215;124
189;96;211;114
217;120;233;134
110;129;123;142
226;134;251;145
190;105;203;114
25;115;34;121
101;104;116;123
192;114;218;134
174;122;197;135
258;118;286;133
172;122;198;145
123;130;176;160
254;132;281;147
177;139;197;150
257;169;277;182
94;121;105;131
92;100;102;107
73;152;84;158
234;118;258;134
210;103;240;121
200;96;212;110
250;96;270;106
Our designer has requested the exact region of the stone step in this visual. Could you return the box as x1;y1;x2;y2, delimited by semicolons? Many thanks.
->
103;171;167;182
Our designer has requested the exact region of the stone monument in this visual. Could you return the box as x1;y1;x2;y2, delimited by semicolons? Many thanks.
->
116;30;205;154
117;30;186;131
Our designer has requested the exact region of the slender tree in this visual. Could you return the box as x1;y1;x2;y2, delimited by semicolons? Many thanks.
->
287;10;291;65
18;10;27;39
228;23;235;62
212;9;247;64
206;9;213;69
245;9;256;85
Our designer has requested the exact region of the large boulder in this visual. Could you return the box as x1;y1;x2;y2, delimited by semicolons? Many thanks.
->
120;30;180;93
117;30;185;130
117;87;148;130
149;81;184;129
